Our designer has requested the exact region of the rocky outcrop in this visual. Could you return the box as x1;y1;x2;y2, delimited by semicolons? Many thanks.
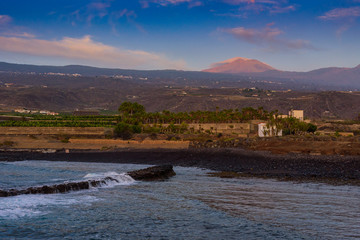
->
0;177;118;197
127;165;176;181
0;165;176;197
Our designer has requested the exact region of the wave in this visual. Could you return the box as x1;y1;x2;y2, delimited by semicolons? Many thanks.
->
83;171;135;187
0;194;98;219
0;172;135;198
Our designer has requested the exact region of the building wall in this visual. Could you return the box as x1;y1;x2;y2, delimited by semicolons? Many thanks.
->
289;110;304;121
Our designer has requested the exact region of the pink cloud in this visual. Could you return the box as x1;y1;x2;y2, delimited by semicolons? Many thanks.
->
222;25;316;51
140;0;201;7
188;1;203;8
0;15;12;25
319;7;360;20
223;0;277;5
217;0;296;17
269;5;296;14
0;35;186;70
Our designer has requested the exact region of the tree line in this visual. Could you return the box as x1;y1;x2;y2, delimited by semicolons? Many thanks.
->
114;102;317;138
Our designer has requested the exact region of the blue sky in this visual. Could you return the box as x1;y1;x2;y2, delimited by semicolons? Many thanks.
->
0;0;359;71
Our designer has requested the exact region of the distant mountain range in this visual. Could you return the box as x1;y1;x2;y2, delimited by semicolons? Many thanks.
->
0;60;359;89
257;65;360;88
203;57;360;89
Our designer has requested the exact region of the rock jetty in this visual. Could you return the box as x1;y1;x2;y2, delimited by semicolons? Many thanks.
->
0;165;176;197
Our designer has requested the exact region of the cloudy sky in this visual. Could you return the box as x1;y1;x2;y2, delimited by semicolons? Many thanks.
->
0;0;359;71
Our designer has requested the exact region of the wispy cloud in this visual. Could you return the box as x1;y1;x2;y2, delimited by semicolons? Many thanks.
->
0;35;186;69
2;32;35;38
0;15;36;38
221;25;316;51
140;0;202;8
319;6;360;36
319;7;360;20
223;0;274;5
221;0;296;16
67;1;144;34
0;15;12;25
69;1;113;25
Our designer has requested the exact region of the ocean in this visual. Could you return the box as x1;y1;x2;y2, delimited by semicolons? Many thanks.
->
0;161;359;239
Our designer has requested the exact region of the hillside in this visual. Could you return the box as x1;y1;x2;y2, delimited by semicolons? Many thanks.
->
0;61;360;119
1;79;360;119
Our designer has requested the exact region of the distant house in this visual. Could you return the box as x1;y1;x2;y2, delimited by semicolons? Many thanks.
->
258;123;282;137
15;108;31;114
40;110;59;115
289;110;304;121
73;110;100;116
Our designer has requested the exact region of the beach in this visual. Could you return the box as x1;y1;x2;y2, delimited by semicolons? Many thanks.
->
1;148;359;184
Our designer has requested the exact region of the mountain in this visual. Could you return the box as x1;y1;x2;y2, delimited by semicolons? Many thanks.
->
0;61;359;90
203;57;276;74
203;57;360;89
254;65;360;89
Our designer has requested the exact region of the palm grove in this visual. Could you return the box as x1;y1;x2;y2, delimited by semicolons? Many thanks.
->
114;102;317;139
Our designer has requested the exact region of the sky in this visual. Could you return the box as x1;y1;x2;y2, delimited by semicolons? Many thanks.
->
0;0;359;71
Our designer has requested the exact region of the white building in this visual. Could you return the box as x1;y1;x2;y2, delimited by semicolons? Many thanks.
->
258;123;283;137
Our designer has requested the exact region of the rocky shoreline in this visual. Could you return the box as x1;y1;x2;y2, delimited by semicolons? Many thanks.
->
1;148;360;185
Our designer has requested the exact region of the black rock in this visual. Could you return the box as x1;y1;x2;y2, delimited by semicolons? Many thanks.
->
127;165;176;181
0;165;176;197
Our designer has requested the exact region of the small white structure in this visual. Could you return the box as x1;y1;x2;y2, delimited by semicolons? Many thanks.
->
258;123;283;137
15;108;31;114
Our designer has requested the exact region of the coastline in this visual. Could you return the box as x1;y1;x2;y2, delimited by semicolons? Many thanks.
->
1;148;360;185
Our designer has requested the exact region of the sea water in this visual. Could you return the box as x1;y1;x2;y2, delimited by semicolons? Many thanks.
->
0;161;359;239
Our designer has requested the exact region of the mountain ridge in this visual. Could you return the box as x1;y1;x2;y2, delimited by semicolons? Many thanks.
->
0;60;359;89
203;57;276;74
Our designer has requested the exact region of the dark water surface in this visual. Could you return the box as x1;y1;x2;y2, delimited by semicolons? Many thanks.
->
0;161;359;239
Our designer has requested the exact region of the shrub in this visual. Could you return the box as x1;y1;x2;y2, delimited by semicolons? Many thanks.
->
307;123;317;133
132;124;142;134
149;133;158;140
114;122;133;140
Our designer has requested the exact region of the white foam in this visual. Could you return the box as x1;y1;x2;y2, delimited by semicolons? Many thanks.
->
0;194;98;220
83;171;135;187
84;171;119;179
